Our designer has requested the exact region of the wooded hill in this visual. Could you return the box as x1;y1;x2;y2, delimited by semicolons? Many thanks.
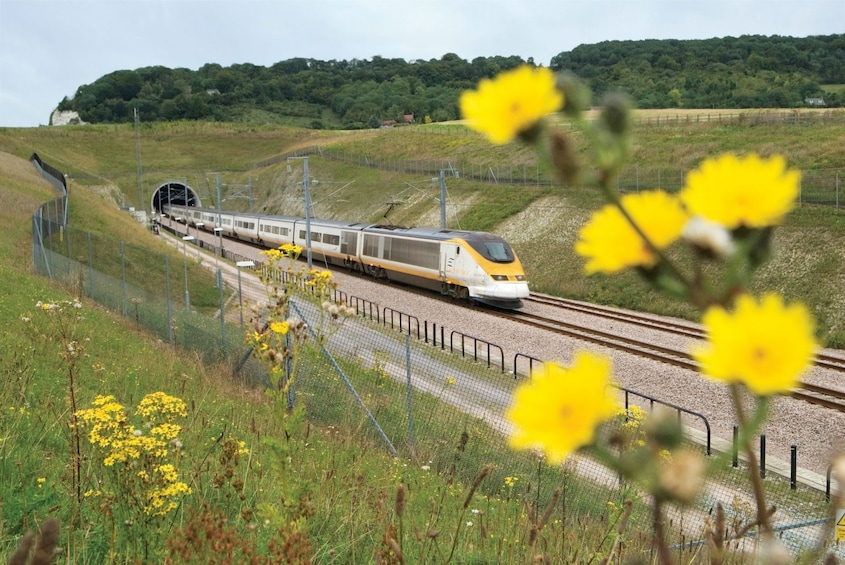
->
57;34;844;128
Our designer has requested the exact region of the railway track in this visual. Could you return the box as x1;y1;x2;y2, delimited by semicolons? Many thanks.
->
515;293;845;414
186;226;845;414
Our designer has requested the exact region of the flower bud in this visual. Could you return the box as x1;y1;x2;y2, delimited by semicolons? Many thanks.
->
550;131;581;184
658;449;705;503
599;92;632;135
555;71;591;117
644;408;684;450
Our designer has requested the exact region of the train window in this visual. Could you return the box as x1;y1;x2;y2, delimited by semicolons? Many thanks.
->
388;238;439;269
311;231;322;242
363;234;380;257
466;239;514;263
324;234;340;246
341;232;358;254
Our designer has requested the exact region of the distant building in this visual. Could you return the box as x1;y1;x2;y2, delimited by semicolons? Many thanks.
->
805;97;826;106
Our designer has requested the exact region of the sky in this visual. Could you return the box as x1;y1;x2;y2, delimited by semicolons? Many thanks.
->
1;0;843;128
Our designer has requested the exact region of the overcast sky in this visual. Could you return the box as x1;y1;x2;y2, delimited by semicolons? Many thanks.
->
1;0;842;128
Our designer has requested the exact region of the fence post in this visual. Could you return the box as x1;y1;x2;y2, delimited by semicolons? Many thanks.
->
732;426;739;467
790;445;797;490
218;269;225;357
87;231;94;299
760;435;767;478
120;241;127;317
406;335;415;456
165;254;173;344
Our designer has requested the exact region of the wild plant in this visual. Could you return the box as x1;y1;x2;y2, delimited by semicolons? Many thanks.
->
244;243;353;535
460;64;840;562
74;391;191;560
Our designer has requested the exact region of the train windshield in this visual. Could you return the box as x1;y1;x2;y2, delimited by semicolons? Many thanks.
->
466;238;514;263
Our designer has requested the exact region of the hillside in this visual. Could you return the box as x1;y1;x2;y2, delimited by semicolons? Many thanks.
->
54;35;844;127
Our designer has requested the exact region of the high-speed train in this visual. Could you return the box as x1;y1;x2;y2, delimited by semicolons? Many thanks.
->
161;204;529;309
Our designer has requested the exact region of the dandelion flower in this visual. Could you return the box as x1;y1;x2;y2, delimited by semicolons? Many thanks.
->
270;321;290;335
575;190;688;274
507;351;619;464
691;293;817;396
460;65;563;145
680;153;800;229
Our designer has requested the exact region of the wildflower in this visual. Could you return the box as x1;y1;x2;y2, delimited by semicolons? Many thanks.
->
270;321;290;335
507;351;620;464
691;293;817;395
460;65;563;145
504;476;518;488
575;190;688;274
680;153;800;229
280;243;303;257
446;376;456;386
37;477;46;488
421;465;431;471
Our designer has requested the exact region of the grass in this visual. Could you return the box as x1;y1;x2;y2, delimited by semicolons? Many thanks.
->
1;112;844;562
2;153;663;563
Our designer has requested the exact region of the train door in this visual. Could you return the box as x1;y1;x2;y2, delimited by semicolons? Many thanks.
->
440;243;460;280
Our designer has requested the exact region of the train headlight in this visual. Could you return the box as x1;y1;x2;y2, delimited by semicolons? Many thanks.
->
491;275;508;281
516;275;526;281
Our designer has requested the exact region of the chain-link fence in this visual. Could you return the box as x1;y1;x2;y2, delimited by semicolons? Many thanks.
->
30;156;843;560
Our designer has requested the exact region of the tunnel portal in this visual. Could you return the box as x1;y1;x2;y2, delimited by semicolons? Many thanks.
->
151;180;202;213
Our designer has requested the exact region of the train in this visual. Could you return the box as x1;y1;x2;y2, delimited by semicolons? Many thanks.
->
160;204;530;309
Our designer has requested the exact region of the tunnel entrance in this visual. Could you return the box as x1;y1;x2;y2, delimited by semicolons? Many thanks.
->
151;180;202;212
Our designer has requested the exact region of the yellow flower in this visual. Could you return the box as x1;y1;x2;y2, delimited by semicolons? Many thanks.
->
280;243;303;257
680;153;800;229
270;321;290;335
460;65;563;145
575;190;688;274
691;293;817;395
506;351;620;464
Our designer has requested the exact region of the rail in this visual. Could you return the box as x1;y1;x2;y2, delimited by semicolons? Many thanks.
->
619;387;712;456
513;352;544;379
449;330;505;372
382;307;420;339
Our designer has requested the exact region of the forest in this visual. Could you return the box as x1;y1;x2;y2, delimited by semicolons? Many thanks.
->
56;34;845;128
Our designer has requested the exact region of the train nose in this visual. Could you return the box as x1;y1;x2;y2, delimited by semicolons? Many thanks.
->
483;282;530;300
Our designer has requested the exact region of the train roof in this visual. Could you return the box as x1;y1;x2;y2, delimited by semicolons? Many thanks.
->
365;225;508;243
168;205;508;243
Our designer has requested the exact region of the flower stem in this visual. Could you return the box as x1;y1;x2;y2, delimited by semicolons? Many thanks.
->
729;384;773;534
652;497;675;565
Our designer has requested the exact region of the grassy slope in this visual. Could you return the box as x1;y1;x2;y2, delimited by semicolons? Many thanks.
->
0;148;652;563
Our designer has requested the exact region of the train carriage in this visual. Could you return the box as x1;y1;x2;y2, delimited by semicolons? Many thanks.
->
160;204;529;308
